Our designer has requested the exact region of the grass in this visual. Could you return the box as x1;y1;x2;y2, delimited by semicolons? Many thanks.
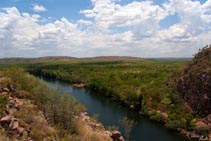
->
0;95;7;117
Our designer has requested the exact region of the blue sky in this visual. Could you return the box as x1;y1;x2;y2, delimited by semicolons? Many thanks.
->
0;0;211;58
0;0;92;21
0;0;183;27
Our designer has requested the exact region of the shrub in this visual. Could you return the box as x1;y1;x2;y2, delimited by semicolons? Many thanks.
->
0;95;7;116
120;117;137;140
195;122;210;135
185;113;194;130
165;113;184;130
3;68;85;139
150;112;166;123
165;120;183;130
107;125;119;131
161;93;172;105
161;97;172;105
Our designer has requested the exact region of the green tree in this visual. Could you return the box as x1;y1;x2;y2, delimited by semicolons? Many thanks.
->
120;117;137;140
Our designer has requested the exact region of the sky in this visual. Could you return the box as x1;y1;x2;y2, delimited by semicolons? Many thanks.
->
0;0;211;58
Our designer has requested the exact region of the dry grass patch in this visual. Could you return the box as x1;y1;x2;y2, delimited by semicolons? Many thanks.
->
74;120;112;141
13;99;57;141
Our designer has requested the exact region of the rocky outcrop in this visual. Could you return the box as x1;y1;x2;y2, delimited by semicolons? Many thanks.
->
0;84;30;140
111;130;124;141
73;83;85;88
177;46;211;116
203;114;211;127
0;115;13;125
79;112;124;141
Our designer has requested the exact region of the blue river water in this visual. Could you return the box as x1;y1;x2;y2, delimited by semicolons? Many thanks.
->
38;76;195;141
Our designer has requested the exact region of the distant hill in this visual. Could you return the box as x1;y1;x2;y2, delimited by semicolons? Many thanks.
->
0;56;195;63
0;56;142;63
36;56;78;62
82;56;142;61
0;56;78;63
147;58;192;61
0;58;35;63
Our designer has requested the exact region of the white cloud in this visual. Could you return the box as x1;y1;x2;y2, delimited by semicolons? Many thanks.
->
33;4;47;12
159;0;211;42
77;19;93;26
1;0;211;58
81;0;168;37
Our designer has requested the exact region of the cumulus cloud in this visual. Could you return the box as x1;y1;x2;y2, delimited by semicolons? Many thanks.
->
33;4;47;12
81;0;167;37
159;0;211;42
0;0;211;58
77;19;93;26
0;7;133;57
0;7;82;57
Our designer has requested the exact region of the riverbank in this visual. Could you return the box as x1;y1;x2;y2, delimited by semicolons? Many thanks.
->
2;56;210;140
142;109;211;141
78;112;124;141
40;74;211;141
26;58;210;141
0;77;57;141
40;74;200;141
0;69;124;141
73;83;86;88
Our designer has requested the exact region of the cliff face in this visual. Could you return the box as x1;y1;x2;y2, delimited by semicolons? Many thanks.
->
177;45;211;116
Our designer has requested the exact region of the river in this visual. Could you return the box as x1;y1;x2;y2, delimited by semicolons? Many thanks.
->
38;76;195;141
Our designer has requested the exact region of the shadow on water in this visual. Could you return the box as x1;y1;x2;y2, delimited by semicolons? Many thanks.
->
36;75;196;141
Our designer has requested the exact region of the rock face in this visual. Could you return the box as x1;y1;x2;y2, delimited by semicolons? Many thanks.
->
0;84;30;140
111;131;124;141
177;45;211;116
0;115;13;125
79;112;124;141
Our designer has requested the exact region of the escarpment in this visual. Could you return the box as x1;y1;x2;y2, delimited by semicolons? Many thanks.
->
177;45;211;117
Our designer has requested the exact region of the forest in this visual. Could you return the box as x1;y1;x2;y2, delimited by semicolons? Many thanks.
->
26;59;194;130
1;47;211;140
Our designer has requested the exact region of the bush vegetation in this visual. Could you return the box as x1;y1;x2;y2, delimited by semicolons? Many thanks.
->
28;60;185;112
24;60;196;130
2;57;205;135
0;68;110;141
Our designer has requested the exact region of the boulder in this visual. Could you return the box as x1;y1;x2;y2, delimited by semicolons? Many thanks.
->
7;83;14;92
13;91;19;97
119;136;124;141
14;98;23;109
7;98;22;110
203;114;211;126
26;138;33;141
0;115;13;124
17;127;25;133
5;108;16;115
2;88;10;92
0;92;8;95
80;112;90;121
9;119;19;130
73;83;85;88
17;127;25;136
111;131;121;138
189;133;200;139
104;131;112;136
111;130;124;141
88;122;101;129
